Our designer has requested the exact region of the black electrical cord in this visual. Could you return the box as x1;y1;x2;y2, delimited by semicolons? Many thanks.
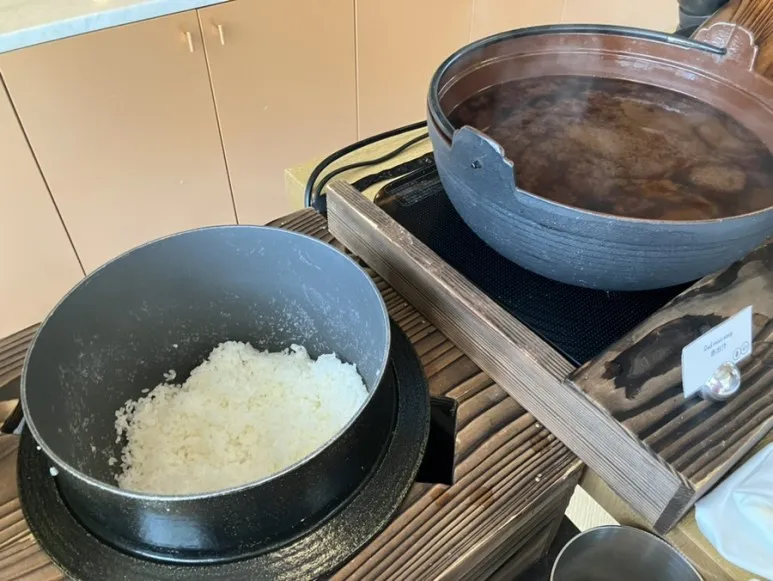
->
304;120;428;211
312;133;428;205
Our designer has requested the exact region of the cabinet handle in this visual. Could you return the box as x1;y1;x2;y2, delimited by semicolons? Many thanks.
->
217;24;226;46
185;31;195;53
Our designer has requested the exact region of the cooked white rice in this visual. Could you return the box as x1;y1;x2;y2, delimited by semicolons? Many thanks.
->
113;341;368;495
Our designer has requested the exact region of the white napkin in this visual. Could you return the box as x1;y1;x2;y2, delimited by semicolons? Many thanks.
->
695;443;773;580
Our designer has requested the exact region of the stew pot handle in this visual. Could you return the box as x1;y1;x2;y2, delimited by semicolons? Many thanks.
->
448;126;523;204
693;22;760;70
693;0;773;76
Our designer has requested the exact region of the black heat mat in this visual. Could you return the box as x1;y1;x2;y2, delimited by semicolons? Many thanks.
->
374;163;692;366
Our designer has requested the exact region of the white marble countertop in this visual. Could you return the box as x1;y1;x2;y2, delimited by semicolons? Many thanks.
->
0;0;230;54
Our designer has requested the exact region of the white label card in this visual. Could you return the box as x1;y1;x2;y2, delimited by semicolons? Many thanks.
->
681;306;753;398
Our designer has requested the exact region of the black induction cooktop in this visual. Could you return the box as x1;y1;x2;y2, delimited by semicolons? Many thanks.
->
373;159;691;366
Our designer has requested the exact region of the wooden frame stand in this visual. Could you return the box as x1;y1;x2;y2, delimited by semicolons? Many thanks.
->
327;181;773;533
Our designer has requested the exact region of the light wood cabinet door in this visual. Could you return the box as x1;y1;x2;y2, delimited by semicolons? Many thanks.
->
0;12;235;273
561;0;678;32
0;78;83;338
471;0;565;40
199;0;357;225
356;0;473;138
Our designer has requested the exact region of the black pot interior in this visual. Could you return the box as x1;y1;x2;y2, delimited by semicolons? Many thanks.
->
23;226;390;487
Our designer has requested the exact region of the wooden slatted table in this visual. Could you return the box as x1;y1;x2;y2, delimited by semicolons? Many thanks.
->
0;209;581;581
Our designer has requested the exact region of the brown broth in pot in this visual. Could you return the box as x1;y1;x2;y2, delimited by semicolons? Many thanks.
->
447;76;773;220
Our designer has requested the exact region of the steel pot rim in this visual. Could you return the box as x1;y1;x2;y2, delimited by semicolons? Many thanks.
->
428;24;724;137
428;119;773;227
549;525;704;581
427;24;773;226
21;224;392;503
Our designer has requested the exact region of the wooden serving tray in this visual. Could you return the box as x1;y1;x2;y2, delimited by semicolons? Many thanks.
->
326;181;773;533
0;209;581;581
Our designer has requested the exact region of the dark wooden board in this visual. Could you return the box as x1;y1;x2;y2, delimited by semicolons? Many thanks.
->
0;209;581;581
569;241;773;492
0;325;36;433
705;0;773;77
326;181;773;534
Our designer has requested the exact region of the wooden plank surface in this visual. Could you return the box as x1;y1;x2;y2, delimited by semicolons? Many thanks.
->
326;182;689;529
0;325;36;394
569;240;773;505
0;325;34;433
0;209;581;581
706;0;773;77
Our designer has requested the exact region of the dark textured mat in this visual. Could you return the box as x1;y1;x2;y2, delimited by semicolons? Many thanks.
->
375;164;690;365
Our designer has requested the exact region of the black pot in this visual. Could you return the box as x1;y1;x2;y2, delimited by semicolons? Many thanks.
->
21;226;393;563
427;24;773;290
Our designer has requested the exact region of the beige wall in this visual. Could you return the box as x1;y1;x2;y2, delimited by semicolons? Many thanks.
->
356;0;679;137
0;0;681;337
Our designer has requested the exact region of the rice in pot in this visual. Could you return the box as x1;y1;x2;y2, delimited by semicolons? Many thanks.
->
113;341;368;495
